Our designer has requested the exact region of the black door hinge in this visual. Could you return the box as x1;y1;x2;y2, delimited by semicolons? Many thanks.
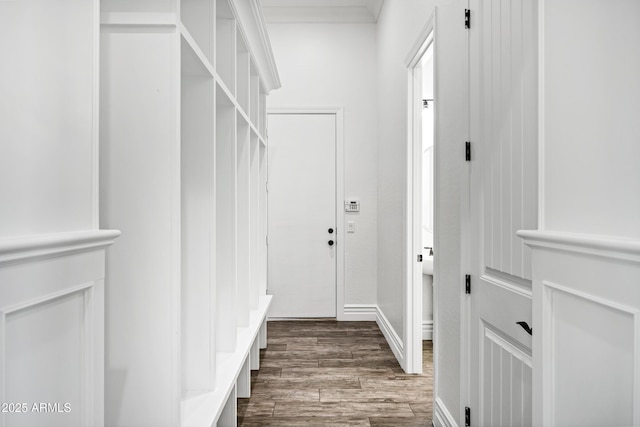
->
465;9;471;29
465;141;471;161
465;275;471;294
465;406;471;426
417;254;423;262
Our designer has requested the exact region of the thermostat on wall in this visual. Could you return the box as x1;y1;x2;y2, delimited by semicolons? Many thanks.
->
345;200;360;212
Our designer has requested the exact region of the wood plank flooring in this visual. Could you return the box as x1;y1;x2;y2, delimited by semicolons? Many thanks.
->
238;320;433;426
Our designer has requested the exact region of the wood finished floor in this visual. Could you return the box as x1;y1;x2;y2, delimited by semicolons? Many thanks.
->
238;320;433;426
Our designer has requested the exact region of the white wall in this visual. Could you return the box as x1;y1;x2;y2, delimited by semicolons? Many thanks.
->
0;0;97;237
542;0;640;239
266;23;378;307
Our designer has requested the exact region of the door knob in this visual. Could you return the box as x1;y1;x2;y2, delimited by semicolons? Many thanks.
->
516;321;533;336
328;240;334;246
328;228;334;234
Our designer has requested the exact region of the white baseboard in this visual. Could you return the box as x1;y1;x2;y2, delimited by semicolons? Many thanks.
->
422;320;433;340
375;306;404;368
433;397;459;427
342;304;377;321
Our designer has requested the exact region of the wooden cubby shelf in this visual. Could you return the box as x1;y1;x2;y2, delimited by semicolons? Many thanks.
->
100;0;280;425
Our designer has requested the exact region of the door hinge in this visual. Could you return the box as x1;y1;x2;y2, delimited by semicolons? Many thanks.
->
266;235;269;246
465;141;471;161
266;181;269;192
465;9;471;29
465;406;471;426
417;254;423;262
465;274;471;294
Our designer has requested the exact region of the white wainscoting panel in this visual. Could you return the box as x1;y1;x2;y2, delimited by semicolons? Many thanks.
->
519;230;640;427
3;285;92;427
0;230;118;427
545;281;637;427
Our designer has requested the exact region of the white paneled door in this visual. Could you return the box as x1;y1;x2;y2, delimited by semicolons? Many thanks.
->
267;113;337;318
469;0;538;425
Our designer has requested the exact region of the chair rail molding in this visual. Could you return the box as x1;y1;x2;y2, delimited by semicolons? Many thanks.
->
0;230;121;266
517;230;640;263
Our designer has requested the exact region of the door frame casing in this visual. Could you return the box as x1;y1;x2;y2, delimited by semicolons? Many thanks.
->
404;12;435;374
266;107;345;319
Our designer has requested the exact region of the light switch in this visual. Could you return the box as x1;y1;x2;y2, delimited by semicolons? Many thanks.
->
347;221;355;233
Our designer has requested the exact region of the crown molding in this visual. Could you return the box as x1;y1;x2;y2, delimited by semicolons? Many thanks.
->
233;0;282;92
261;0;384;23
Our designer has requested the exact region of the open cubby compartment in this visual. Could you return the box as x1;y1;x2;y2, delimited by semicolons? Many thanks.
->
215;83;238;353
236;113;251;328
181;37;216;397
236;30;251;116
217;385;237;427
236;355;251;399
249;132;261;310
249;333;261;371
249;62;260;129
259;142;268;297
215;0;236;95
181;0;214;64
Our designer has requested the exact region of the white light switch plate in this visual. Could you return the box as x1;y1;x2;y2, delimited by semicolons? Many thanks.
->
347;221;355;233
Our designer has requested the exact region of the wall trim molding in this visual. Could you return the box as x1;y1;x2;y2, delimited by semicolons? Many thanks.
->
233;0;281;93
422;320;433;340
0;230;121;266
433;397;459;427
375;306;404;368
261;1;385;24
343;304;377;321
517;230;640;263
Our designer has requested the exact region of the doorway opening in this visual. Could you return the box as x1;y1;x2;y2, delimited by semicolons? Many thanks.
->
405;16;435;375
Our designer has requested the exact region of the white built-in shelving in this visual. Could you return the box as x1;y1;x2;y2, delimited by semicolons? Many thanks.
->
100;0;279;425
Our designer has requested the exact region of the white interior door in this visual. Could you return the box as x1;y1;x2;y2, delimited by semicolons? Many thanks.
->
267;113;336;318
469;0;538;425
